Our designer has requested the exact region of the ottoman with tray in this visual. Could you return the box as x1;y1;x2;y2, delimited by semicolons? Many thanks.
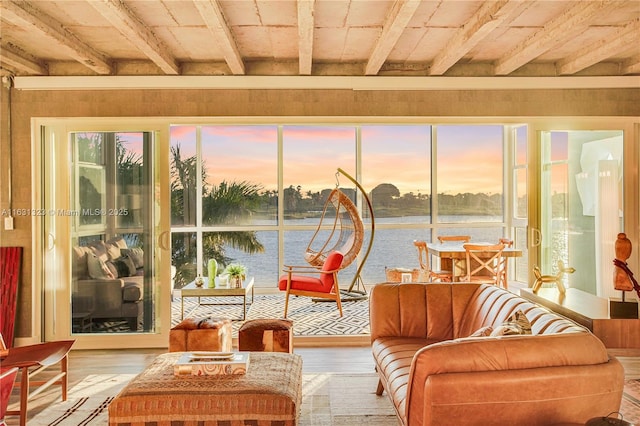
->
108;351;302;426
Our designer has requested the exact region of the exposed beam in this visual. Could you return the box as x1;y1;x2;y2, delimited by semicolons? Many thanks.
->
193;0;245;75
494;0;616;75
429;0;522;75
13;75;640;91
297;0;315;75
558;18;640;75
0;47;48;75
365;0;421;76
0;0;112;74
621;54;640;75
88;0;179;75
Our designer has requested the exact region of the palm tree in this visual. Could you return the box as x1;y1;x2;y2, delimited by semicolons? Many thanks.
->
170;144;264;286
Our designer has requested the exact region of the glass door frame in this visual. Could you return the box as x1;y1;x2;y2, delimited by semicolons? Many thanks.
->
33;118;171;349
528;118;639;291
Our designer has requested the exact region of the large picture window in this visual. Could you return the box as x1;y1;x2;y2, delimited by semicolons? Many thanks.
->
170;123;513;290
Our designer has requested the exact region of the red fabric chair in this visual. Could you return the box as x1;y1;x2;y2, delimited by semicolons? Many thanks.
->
278;251;344;317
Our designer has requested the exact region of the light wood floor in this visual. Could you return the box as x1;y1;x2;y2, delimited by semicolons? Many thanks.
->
4;345;378;425
5;346;640;425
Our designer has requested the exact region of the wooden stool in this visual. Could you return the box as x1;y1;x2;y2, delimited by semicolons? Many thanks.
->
238;318;293;353
169;317;232;352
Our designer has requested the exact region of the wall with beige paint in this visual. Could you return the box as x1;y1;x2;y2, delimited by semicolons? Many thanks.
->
1;87;639;339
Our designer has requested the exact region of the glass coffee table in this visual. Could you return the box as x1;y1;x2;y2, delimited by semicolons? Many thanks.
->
180;277;254;320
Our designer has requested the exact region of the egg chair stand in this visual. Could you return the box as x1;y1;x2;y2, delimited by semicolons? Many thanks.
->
308;168;375;303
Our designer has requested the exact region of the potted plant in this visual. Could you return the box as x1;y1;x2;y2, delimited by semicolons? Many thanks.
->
224;263;247;288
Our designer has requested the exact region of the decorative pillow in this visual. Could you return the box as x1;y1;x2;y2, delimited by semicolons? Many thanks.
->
105;242;122;260
468;325;494;337
111;255;137;277
106;236;128;249
89;241;109;261
105;261;119;278
87;254;115;279
122;247;144;269
490;310;532;336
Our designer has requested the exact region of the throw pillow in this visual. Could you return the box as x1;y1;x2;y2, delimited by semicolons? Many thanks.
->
490;310;532;336
87;254;115;280
468;325;493;337
122;247;144;269
105;261;119;278
105;242;122;260
111;255;137;277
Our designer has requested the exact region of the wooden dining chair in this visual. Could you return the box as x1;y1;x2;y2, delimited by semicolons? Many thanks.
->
413;241;452;282
437;235;471;243
497;238;513;288
462;243;505;286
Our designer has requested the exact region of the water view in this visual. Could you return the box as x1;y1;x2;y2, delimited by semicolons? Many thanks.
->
217;215;506;290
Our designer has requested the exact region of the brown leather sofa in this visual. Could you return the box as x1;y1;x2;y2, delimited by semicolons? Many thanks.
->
370;283;624;426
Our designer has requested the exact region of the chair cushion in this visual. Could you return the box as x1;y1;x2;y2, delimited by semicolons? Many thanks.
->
278;275;324;292
320;251;343;290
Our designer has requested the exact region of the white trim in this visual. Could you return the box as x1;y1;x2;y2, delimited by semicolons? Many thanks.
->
13;75;640;91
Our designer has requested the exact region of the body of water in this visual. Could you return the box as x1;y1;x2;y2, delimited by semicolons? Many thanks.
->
221;215;506;289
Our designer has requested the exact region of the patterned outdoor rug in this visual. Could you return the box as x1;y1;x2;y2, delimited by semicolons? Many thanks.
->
172;293;371;337
28;373;397;426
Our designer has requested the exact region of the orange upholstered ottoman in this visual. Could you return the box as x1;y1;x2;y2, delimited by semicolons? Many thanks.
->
109;352;303;426
238;318;293;353
169;317;232;352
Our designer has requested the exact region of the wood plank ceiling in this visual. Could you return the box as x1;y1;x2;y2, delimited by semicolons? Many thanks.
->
1;0;639;78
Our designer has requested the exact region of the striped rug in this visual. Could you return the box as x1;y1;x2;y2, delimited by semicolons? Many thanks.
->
28;373;397;426
26;373;640;425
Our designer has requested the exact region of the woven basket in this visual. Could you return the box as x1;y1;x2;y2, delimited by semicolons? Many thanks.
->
385;267;427;283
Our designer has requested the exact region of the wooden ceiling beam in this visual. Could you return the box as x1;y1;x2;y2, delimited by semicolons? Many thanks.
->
0;47;48;75
297;0;315;76
88;0;179;75
557;18;640;75
494;0;616;75
621;54;640;75
193;0;245;75
365;0;421;76
429;0;523;76
0;0;112;74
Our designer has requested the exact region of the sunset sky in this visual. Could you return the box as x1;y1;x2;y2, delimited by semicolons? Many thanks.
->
166;124;505;195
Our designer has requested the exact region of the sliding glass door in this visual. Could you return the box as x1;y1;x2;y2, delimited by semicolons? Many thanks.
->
39;121;171;348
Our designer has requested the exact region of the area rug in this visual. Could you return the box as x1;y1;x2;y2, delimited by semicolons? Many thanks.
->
25;373;640;425
172;294;371;337
28;374;136;426
29;373;397;426
621;378;640;424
